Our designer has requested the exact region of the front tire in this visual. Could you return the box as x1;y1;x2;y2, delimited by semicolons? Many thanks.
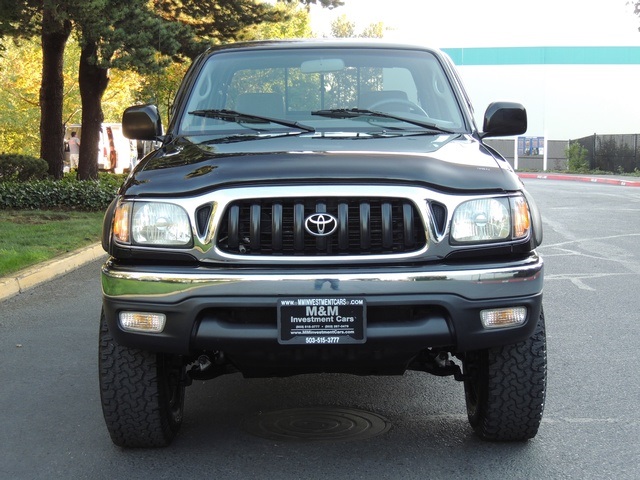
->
99;309;186;447
463;307;547;441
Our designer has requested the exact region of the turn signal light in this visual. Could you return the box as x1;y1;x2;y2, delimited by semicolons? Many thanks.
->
113;201;132;244
480;307;526;329
511;196;531;239
119;312;166;333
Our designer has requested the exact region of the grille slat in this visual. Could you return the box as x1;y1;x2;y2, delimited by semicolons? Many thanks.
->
381;202;392;249
402;203;415;247
217;197;426;256
359;203;371;250
338;203;349;250
227;205;240;249
316;201;327;252
272;203;283;251
294;203;304;251
250;204;261;249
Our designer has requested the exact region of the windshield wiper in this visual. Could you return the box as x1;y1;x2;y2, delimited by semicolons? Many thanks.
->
311;108;455;134
195;133;304;145
188;109;315;133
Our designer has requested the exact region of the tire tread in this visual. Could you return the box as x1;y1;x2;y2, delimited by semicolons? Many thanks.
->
466;309;547;441
99;312;182;448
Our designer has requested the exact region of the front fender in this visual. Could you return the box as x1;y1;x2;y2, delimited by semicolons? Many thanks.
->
101;197;117;253
524;189;543;246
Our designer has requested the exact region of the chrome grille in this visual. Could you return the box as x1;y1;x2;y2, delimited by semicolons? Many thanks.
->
216;197;427;256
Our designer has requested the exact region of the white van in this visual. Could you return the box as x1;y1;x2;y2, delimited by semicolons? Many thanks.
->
64;123;138;174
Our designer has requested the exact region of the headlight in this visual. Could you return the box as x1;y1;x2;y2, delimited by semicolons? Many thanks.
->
451;195;531;244
113;201;192;247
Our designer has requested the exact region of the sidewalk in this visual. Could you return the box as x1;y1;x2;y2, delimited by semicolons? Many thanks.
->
2;172;639;302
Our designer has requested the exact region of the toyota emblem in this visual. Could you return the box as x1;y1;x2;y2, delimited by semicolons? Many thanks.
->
305;213;338;237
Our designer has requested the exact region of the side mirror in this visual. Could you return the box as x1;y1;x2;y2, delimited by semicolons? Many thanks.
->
481;102;527;138
122;104;163;140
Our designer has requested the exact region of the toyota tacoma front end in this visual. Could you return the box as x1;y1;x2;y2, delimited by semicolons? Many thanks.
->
99;40;546;447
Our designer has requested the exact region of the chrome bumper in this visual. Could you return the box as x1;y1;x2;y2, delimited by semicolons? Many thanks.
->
102;253;543;302
101;254;543;357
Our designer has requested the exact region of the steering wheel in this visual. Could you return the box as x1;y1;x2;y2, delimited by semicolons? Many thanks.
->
367;98;429;116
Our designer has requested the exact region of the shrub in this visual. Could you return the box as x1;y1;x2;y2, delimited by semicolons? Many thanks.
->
0;173;125;211
565;142;589;172
0;154;49;182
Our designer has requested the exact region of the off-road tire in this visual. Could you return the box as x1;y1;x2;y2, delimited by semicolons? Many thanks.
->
463;307;547;441
99;309;185;447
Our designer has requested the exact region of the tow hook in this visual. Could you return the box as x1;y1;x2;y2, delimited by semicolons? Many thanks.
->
412;350;467;381
187;352;230;381
197;354;212;371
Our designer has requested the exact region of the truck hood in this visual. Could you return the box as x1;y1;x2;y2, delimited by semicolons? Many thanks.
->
121;133;522;196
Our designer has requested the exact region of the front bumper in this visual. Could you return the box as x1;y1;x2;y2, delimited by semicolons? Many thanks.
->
101;253;543;373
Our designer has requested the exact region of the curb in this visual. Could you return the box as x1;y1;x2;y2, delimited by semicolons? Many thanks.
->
0;243;106;302
517;173;640;187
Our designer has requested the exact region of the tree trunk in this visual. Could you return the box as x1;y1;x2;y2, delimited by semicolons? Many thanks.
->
39;9;71;180
77;42;110;181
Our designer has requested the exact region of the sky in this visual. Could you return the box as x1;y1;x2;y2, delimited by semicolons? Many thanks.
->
306;0;640;140
309;0;640;48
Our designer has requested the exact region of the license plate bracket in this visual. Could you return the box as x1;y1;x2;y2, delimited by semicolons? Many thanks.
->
277;298;366;345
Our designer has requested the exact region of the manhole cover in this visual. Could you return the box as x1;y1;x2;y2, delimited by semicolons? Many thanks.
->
243;407;390;442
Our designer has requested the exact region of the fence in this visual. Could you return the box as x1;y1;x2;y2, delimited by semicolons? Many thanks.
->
574;134;640;173
484;138;569;171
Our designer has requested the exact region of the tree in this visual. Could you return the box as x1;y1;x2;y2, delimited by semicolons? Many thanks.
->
2;0;344;181
0;37;141;156
331;14;355;38
2;1;79;178
296;0;342;8
0;39;42;156
0;0;72;178
330;13;385;38
135;0;318;128
153;0;284;60
73;0;293;179
134;62;189;127
360;21;384;38
73;0;343;180
245;1;313;40
40;3;72;178
0;0;39;42
158;0;343;58
565;141;589;172
72;1;184;179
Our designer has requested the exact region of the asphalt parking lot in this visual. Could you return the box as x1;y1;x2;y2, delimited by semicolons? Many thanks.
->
1;177;640;479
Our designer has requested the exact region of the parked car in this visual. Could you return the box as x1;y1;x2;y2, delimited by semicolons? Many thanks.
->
99;40;546;447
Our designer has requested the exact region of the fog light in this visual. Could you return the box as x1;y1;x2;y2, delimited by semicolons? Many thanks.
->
119;312;166;333
480;307;526;329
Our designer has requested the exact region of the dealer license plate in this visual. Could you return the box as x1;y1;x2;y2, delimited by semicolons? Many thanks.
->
277;297;366;345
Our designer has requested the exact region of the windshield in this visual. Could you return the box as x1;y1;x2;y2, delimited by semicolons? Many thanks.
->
178;46;467;136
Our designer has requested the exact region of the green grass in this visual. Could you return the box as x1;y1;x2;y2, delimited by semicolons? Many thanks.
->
0;210;104;277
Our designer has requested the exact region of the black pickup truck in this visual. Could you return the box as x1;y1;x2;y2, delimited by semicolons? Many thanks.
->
99;39;546;447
